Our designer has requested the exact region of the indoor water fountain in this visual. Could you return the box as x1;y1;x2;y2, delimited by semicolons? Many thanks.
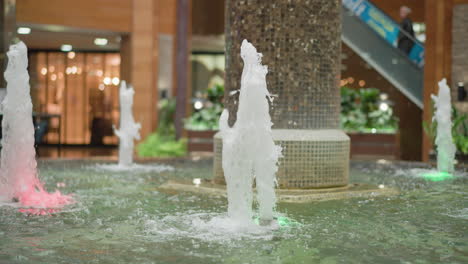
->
114;81;141;168
0;0;467;263
410;78;457;182
92;81;173;173
160;0;398;202
0;41;73;209
219;39;282;225
431;79;456;174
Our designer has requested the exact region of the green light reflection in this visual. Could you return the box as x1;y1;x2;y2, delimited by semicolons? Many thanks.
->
421;171;453;182
253;216;301;227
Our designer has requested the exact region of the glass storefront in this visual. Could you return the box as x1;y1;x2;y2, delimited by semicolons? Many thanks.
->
30;51;121;145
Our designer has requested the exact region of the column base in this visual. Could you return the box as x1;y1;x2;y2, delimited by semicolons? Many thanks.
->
213;129;350;189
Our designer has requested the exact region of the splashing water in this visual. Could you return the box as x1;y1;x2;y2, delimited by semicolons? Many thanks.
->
219;39;282;224
114;81;141;167
431;78;456;174
0;42;73;208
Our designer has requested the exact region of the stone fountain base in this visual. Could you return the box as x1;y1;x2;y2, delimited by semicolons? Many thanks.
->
158;180;399;203
158;129;398;202
214;129;351;188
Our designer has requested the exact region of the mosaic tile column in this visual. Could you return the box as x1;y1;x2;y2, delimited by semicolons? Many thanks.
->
214;0;350;188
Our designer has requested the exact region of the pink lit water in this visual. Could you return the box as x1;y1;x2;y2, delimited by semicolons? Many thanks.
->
0;42;73;210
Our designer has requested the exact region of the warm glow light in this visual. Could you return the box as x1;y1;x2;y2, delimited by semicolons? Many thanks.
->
94;38;108;46
49;66;55;72
379;102;389;111
71;66;78;74
98;84;105;91
50;74;57;81
17;27;31;35
194;100;203;110
380;93;389;101
60;44;73;52
40;68;47;75
96;70;103;77
347;77;355;84
67;52;76;59
112;77;120;85
358;80;366;87
65;67;72;75
103;77;111;85
192;178;201;186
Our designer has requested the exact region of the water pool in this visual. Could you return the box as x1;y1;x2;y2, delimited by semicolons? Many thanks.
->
0;159;466;263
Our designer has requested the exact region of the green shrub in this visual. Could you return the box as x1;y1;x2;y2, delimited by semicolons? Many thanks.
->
424;106;468;155
185;84;224;131
137;98;187;158
340;87;398;133
137;132;186;158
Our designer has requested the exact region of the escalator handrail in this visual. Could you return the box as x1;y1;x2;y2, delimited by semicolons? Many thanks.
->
342;7;423;71
343;0;424;48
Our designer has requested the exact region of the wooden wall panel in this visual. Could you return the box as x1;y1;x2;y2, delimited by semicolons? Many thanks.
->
16;0;132;32
422;0;453;161
158;0;177;35
131;0;158;139
192;0;224;35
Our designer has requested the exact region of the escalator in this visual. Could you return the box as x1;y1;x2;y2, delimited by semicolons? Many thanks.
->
342;0;424;108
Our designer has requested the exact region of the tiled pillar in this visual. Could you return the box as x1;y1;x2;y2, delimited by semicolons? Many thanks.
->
224;0;341;129
214;0;350;188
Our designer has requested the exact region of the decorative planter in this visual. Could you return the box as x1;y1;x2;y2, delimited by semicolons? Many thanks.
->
187;130;400;159
347;132;399;158
186;129;218;152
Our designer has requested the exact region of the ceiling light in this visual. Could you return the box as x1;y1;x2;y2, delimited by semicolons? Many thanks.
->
103;77;111;85
112;77;120;85
94;38;108;46
17;27;31;35
67;51;76;59
60;44;73;52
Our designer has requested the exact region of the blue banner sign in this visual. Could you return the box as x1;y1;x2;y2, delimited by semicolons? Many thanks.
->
343;0;424;66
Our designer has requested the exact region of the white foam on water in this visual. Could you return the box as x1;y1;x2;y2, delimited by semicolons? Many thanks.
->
90;163;175;173
445;208;468;220
144;211;288;243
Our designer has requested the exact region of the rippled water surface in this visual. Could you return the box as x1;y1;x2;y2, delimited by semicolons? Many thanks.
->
0;159;467;264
